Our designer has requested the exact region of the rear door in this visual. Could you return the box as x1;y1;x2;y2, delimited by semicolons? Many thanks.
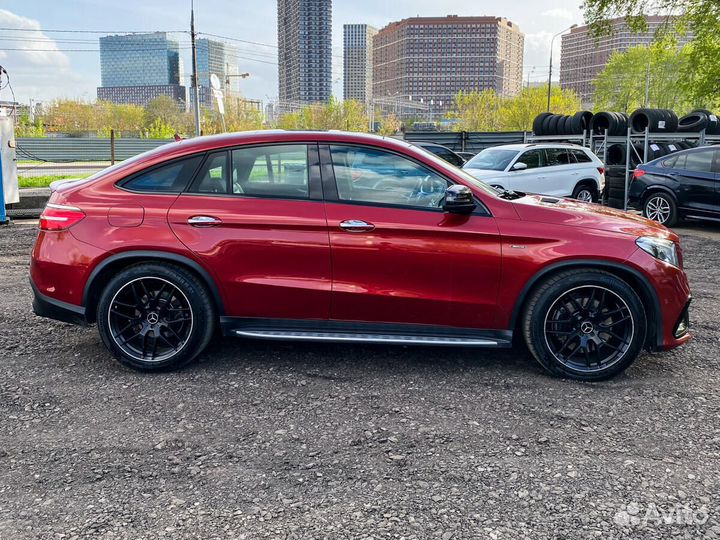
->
670;149;720;215
542;148;576;196
168;143;332;320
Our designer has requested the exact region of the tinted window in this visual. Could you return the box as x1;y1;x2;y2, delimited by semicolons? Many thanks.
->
231;145;309;199
427;146;464;167
329;145;448;209
192;152;229;194
516;150;543;169
569;149;593;163
683;150;715;173
122;155;202;193
545;148;572;166
466;148;518;171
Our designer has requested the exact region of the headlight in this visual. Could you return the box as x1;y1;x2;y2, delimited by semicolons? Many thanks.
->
636;236;679;267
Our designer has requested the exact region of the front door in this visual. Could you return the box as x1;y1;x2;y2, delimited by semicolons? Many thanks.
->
670;148;720;215
320;144;502;330
168;143;331;320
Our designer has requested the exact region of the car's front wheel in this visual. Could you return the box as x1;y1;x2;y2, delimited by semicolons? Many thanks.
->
572;183;598;203
522;269;647;381
96;263;215;371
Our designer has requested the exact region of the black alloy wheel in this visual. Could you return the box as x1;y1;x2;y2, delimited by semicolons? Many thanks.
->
108;276;194;363
543;285;634;373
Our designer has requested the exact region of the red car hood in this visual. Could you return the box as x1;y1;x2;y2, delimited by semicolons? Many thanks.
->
511;195;677;241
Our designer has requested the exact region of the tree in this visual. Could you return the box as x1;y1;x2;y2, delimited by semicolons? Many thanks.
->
447;87;581;132
377;113;401;136
582;0;720;107
275;98;369;131
593;42;694;112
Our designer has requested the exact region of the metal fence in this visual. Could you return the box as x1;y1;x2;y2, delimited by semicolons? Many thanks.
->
404;131;526;154
16;137;173;179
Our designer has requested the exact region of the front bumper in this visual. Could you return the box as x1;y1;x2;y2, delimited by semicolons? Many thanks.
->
31;280;87;326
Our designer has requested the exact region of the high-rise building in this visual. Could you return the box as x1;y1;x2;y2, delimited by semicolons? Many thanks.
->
560;16;693;105
97;32;186;106
344;24;377;105
196;38;242;107
373;16;524;116
277;0;332;109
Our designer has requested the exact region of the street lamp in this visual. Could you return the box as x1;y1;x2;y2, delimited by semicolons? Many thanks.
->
547;23;577;112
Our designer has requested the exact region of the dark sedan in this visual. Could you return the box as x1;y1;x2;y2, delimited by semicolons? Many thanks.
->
628;146;720;227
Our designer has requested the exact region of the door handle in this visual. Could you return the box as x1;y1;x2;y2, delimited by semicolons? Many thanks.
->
339;219;375;232
187;215;222;227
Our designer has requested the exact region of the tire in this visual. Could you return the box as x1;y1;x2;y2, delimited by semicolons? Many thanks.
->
678;111;709;133
533;112;552;135
642;191;678;227
547;114;561;136
590;111;628;136
522;269;647;381
96;262;216;371
606;144;626;166
572;182;598;203
606;196;625;209
693;109;720;134
607;186;626;200
630;108;678;133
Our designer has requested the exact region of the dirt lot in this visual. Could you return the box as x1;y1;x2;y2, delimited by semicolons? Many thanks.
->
1;221;719;539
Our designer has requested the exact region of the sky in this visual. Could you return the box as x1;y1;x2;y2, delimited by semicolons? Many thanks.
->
0;0;585;106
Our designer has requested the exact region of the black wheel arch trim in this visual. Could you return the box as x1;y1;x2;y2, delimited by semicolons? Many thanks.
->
83;250;225;318
640;184;679;205
510;259;663;350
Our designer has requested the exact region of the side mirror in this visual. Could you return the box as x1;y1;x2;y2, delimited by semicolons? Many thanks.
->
511;162;528;171
443;185;476;214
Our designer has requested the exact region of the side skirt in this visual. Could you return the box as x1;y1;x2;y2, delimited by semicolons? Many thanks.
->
219;318;513;348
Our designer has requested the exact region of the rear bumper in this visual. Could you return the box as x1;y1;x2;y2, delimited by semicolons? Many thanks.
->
31;280;87;326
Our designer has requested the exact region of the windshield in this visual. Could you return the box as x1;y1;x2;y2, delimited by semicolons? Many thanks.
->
465;148;519;171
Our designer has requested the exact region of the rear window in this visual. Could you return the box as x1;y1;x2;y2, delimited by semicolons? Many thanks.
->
121;155;203;193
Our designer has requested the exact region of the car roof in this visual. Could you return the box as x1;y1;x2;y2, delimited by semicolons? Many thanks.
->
412;141;453;150
481;143;589;151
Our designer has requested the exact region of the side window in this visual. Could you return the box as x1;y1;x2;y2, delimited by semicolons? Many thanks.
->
231;145;309;199
433;147;464;167
516;150;543;169
122;155;203;193
545;148;573;166
570;149;593;163
192;151;229;194
329;145;448;209
683;150;715;173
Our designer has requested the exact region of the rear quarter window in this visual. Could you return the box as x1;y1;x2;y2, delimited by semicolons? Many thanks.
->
120;155;203;193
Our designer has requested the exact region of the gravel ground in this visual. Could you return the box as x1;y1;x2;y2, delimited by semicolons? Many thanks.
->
1;222;719;540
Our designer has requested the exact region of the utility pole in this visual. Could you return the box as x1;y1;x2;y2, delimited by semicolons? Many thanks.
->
644;61;651;107
190;0;201;136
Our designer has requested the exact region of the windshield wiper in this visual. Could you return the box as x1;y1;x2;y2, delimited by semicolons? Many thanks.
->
493;186;526;200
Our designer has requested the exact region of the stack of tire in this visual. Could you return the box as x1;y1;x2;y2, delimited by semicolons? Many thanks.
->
677;109;720;134
629;108;679;133
604;166;628;210
605;140;696;167
533;111;593;135
589;111;629;136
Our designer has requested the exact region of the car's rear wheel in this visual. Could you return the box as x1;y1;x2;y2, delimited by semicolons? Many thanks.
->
522;269;646;381
643;192;677;227
572;183;597;203
96;263;215;371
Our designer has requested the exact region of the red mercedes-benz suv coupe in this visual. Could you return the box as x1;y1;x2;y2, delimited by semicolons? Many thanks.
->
30;131;691;380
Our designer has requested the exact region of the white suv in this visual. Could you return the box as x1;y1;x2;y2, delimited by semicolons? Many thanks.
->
462;144;605;202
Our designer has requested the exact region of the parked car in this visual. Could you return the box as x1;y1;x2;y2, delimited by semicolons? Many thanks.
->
628;145;720;227
411;141;466;167
463;143;605;202
31;131;690;381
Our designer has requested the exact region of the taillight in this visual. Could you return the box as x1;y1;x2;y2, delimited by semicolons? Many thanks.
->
39;203;86;231
631;169;646;182
597;167;605;175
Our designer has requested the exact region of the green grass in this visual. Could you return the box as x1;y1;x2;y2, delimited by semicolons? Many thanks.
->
19;175;85;188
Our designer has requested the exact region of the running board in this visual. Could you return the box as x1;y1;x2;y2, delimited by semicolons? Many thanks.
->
234;329;501;346
221;318;512;348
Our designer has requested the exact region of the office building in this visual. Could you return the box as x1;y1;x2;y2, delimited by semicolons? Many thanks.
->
560;16;694;104
277;0;332;108
373;16;524;116
344;24;377;104
97;32;186;107
196;38;241;107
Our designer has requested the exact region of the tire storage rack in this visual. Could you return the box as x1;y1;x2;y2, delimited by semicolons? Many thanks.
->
527;109;720;211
